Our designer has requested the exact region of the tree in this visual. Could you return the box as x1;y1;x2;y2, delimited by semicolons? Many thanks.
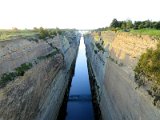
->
134;21;142;29
154;22;160;29
121;21;126;29
126;20;133;29
12;27;18;32
39;27;49;39
110;19;120;28
151;22;157;28
144;20;151;28
33;27;38;32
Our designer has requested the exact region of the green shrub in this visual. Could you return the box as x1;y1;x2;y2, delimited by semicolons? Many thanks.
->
134;42;160;85
15;63;32;76
0;62;32;88
38;27;64;39
0;72;17;87
95;42;105;52
94;50;98;54
39;27;50;39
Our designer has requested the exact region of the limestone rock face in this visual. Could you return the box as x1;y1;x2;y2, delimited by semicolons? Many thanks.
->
0;31;80;120
84;32;160;120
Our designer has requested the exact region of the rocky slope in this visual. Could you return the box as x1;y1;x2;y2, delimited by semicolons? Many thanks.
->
0;31;80;120
84;31;160;120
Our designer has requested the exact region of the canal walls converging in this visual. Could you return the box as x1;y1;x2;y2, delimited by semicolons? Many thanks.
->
65;36;94;120
1;30;160;120
57;36;95;120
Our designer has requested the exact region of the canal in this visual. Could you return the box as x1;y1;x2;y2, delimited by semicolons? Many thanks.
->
58;35;95;120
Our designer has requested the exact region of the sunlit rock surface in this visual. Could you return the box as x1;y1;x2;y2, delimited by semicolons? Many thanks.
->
84;31;160;120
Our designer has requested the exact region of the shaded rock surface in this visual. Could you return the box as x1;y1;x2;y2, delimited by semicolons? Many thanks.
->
0;31;80;120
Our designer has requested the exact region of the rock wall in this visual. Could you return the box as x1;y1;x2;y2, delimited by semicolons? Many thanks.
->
84;31;160;120
0;31;80;120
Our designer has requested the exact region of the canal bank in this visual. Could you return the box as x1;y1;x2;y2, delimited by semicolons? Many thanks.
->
0;31;81;120
84;32;160;120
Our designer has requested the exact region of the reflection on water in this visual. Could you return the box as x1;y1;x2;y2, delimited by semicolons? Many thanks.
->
65;36;94;120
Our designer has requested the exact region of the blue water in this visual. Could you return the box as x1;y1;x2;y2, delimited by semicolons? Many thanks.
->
65;36;94;120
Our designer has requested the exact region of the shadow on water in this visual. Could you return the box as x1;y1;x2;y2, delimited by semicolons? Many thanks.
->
57;35;95;120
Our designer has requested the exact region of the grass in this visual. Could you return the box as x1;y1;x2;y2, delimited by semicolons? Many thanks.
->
0;28;66;41
130;29;160;39
0;29;38;41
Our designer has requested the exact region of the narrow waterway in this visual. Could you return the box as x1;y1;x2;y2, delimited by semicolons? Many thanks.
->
64;35;95;120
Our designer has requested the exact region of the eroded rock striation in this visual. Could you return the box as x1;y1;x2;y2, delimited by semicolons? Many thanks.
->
0;31;80;120
84;31;160;120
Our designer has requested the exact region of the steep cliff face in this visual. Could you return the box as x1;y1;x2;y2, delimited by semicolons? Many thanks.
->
84;31;160;120
0;31;80;120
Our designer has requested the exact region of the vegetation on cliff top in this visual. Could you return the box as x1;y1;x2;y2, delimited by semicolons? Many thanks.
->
0;27;65;41
112;19;160;39
130;29;160;39
0;28;38;41
38;27;64;39
95;19;160;39
110;19;160;30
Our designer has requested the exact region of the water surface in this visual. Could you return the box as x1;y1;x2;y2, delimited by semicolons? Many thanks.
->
65;35;94;120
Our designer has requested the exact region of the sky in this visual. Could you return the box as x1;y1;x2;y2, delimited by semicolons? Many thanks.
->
0;0;159;29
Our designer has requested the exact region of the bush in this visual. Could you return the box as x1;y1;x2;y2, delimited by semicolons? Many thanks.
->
39;27;50;39
95;42;105;52
0;63;32;87
38;27;64;39
134;42;160;85
0;72;17;87
94;50;98;54
15;63;32;76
